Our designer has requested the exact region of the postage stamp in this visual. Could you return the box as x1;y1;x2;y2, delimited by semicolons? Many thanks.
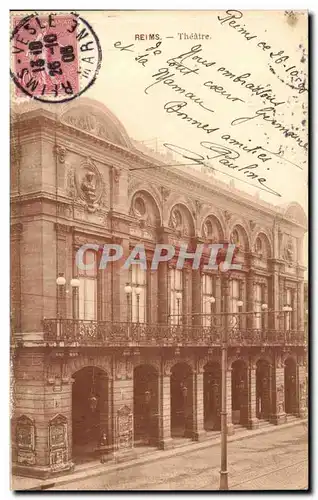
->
10;12;102;103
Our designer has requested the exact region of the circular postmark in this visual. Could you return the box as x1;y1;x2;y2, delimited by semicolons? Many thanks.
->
10;12;102;103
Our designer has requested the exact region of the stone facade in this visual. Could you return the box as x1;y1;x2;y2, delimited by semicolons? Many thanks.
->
10;98;308;478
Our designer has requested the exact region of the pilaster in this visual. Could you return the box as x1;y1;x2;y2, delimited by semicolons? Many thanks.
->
158;361;173;449
192;366;206;441
247;361;259;429
270;353;287;425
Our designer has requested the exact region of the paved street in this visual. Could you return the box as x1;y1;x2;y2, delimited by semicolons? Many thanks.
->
51;424;308;491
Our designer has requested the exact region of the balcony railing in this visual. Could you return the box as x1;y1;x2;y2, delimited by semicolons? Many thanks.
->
42;319;307;347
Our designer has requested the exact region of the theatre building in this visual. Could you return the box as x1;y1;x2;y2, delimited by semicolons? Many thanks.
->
10;98;308;478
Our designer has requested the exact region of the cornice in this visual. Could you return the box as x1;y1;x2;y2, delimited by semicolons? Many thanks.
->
11;111;307;231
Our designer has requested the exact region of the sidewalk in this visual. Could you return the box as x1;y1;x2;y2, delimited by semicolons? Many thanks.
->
12;418;307;491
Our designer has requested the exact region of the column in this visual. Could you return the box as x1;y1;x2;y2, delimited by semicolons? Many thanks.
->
263;283;269;330
112;355;135;461
146;267;154;323
296;354;307;418
270;261;280;330
240;279;246;330
292;290;297;331
247;271;255;329
192;269;202;327
183;267;191;326
279;279;285;330
55;223;69;319
112;236;130;323
297;280;305;331
270;354;287;425
158;261;168;324
158;365;173;449
192;369;206;441
10;223;22;333
215;275;222;315
247;361;259;429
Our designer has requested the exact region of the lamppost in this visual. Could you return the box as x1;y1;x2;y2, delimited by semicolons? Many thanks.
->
135;286;142;324
176;291;182;326
219;286;243;491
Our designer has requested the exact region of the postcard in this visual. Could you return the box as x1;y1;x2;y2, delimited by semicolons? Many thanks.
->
10;10;308;491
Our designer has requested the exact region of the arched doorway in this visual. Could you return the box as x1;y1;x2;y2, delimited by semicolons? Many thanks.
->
204;362;221;431
72;366;109;463
133;364;159;446
171;363;193;438
284;357;297;415
256;360;272;420
232;360;248;426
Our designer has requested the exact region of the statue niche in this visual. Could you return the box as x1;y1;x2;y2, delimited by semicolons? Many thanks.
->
74;158;106;214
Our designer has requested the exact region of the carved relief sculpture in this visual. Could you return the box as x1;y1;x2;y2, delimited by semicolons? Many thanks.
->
169;208;182;230
49;414;68;470
74;157;106;213
116;405;133;450
16;415;36;465
284;237;294;263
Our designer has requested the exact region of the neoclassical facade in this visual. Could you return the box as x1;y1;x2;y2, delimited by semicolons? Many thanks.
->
10;98;307;479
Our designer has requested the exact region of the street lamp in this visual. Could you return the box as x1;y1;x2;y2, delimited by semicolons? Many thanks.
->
56;274;66;286
219;267;231;491
135;286;142;324
176;291;182;326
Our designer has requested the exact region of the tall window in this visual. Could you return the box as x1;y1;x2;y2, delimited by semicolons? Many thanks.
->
131;266;146;323
255;284;263;329
170;268;183;325
79;250;97;320
286;289;292;330
231;279;241;329
231;279;241;313
202;274;214;326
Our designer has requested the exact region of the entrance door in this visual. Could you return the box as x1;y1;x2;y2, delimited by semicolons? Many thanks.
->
133;364;159;446
171;363;193;438
284;357;297;415
231;360;248;426
256;360;271;420
72;366;109;463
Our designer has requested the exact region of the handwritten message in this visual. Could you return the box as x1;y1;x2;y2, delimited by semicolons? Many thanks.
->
114;12;307;199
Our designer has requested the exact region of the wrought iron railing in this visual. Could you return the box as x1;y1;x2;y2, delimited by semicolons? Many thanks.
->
42;319;306;347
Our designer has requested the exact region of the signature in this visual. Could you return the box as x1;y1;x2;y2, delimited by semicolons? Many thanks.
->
163;142;281;197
